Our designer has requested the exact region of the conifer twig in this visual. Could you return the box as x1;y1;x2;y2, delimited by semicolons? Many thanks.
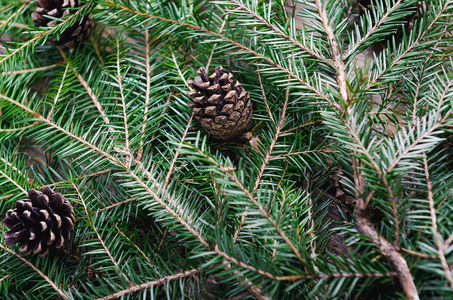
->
72;182;134;287
0;243;69;300
424;157;453;291
96;268;200;300
234;89;290;243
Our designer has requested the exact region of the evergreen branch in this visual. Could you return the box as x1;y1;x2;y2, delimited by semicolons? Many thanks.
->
424;157;453;291
149;92;172;141
344;121;400;243
314;0;348;102
0;194;13;200
0;121;39;132
386;113;450;174
234;89;289;242
0;169;27;195
0;243;69;300
215;244;396;281
112;222;151;264
345;0;404;59
364;1;451;91
0;20;30;30
171;52;189;89
57;49;111;126
270;148;332;158
280;120;321;134
125;168;210;248
96;268;200;300
115;38;132;165
72;182;134;287
401;247;435;259
228;0;332;66
0;63;61;75
194;147;308;267
103;0;342;111
136;29;151;162
152;226;169;265
0;0;30;32
221;261;271;300
165;114;193;186
41;169;114;188
257;71;275;124
0;156;33;186
96;197;139;213
206;16;228;71
0;94;122;166
48;62;70;119
352;157;418;300
410;63;428;128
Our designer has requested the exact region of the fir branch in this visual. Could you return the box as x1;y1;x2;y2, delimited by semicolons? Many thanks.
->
257;71;275;124
165;114;193;186
103;0;342;111
194;147;308;267
280;120;322;134
47;61;70;119
136;29;151;162
0;0;30;32
0;169;27;195
234;88;289;243
0;243;69;300
0;63;61;75
96;268;200;300
345;0;404;59
115;38;132;165
0;122;39;132
228;0;331;66
0;3;91;66
96;197;139;213
57;49;111;126
424;157;453;291
72;182;134;287
314;0;348;102
364;1;452;91
270;148;332;159
41;169;114;188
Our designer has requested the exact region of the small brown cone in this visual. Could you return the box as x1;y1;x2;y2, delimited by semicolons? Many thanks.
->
187;66;253;141
3;187;75;256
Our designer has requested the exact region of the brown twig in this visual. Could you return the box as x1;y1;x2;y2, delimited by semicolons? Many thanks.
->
352;157;419;299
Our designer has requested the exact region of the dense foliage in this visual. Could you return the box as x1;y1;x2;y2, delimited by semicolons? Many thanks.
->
1;0;453;299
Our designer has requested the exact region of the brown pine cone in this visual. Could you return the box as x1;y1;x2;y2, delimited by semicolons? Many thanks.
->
32;0;93;48
188;66;253;141
3;187;75;256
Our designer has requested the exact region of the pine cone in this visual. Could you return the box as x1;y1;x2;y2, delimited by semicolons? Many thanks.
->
32;0;93;48
188;66;253;141
3;187;75;256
